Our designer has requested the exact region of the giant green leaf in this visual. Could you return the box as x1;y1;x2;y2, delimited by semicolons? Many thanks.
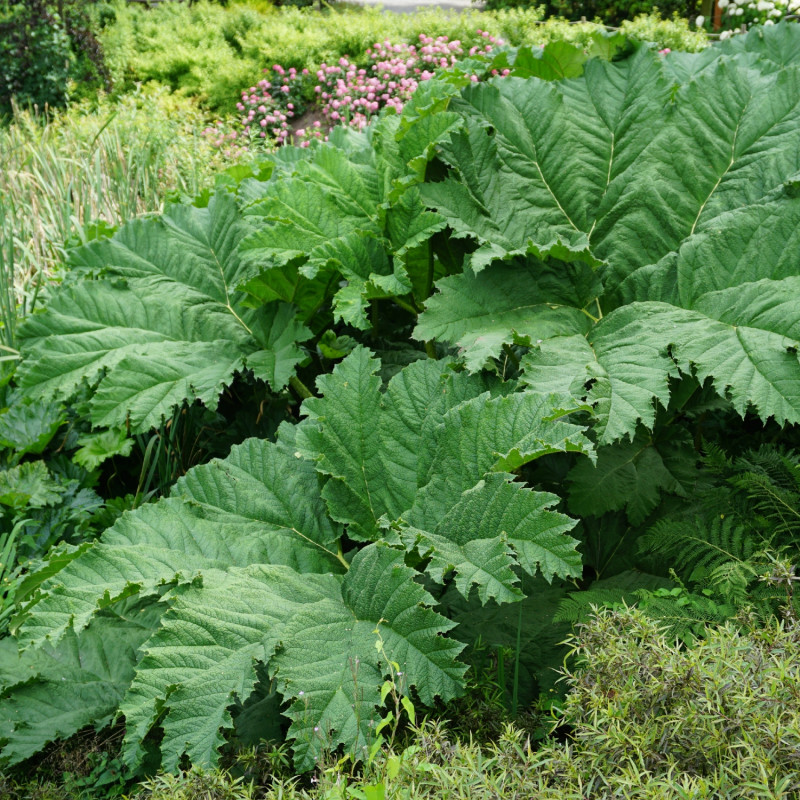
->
593;58;800;293
16;436;342;649
239;135;446;329
119;565;339;772
419;46;669;274
18;193;310;433
408;390;594;530
296;348;500;539
402;472;580;605
717;20;800;70
417;37;800;441
523;290;800;444
274;544;465;772
0;601;161;766
414;260;596;372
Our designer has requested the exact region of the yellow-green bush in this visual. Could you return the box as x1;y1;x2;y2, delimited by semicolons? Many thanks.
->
116;608;800;799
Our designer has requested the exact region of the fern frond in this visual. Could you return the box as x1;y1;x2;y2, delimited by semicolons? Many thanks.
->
729;446;800;542
634;589;733;643
640;516;761;581
554;570;673;624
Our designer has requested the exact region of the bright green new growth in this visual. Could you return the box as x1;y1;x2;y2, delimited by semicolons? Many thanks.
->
2;350;588;771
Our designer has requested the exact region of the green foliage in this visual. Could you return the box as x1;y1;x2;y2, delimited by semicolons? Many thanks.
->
560;439;800;638
4;21;800;787
17;191;311;433
546;0;699;26
416;23;800;479
108;607;800;799
1;348;590;772
0;2;75;116
97;2;706;113
0;86;226;295
0;0;109;115
0;598;161;766
550;607;800;792
620;11;707;51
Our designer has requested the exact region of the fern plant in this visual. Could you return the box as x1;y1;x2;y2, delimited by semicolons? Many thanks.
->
559;444;800;638
636;445;800;624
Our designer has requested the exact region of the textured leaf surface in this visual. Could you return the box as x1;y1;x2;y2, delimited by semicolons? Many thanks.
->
0;399;63;456
592;58;800;293
417;35;800;438
17;437;341;649
297;347;388;541
18;194;310;432
409;391;594;531
403;472;580;604
415;260;595;371
0;462;63;509
120;566;339;771
0;603;160;766
568;431;695;525
523;294;800;443
73;428;134;470
240;140;444;329
297;349;498;539
275;544;465;772
419;47;668;273
116;546;464;773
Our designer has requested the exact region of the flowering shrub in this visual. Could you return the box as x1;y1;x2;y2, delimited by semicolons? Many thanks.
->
314;33;501;131
704;0;799;35
236;64;310;146
205;30;505;154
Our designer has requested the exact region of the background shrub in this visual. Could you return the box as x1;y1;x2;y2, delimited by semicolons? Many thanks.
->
97;1;707;114
0;0;109;116
534;0;700;25
0;2;75;116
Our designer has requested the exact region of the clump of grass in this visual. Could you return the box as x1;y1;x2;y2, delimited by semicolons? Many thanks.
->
0;85;228;296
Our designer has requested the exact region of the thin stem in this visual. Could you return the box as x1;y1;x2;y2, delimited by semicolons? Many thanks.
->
595;296;603;320
336;542;349;571
289;374;314;400
512;601;523;717
393;296;418;317
503;344;520;368
424;240;435;300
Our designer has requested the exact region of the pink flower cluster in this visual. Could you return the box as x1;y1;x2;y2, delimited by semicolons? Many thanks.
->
294;122;326;148
236;65;309;145
314;31;503;131
202;121;247;160
206;30;509;156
